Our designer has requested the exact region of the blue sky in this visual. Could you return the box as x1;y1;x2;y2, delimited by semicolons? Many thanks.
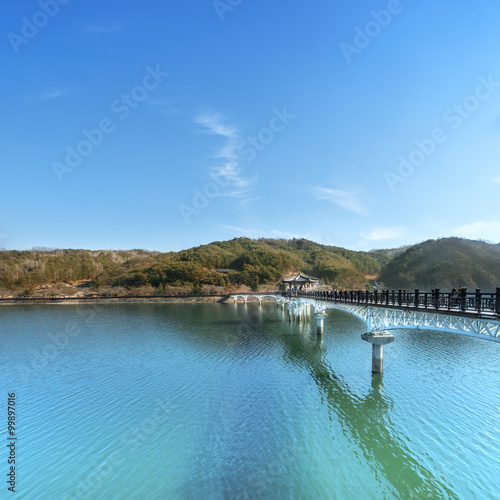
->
2;0;500;252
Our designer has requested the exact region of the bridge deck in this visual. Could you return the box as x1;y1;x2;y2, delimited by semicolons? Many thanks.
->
292;290;500;320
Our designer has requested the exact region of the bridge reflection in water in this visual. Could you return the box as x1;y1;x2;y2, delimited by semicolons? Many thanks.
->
280;325;459;499
231;290;500;373
177;302;460;498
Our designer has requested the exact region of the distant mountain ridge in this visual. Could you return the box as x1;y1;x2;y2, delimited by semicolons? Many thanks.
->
0;237;499;297
379;237;500;291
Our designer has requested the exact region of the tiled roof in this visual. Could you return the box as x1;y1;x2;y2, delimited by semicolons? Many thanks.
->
282;272;318;283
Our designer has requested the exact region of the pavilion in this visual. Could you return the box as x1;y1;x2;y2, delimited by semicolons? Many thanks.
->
282;272;318;290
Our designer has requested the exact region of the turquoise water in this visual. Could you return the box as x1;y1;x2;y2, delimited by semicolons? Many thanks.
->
1;302;499;499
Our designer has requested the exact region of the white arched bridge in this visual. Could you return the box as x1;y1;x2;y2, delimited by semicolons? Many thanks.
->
229;288;500;373
228;293;281;305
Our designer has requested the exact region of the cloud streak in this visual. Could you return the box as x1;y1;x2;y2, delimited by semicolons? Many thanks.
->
311;186;368;216
26;87;72;103
195;111;258;201
360;226;405;241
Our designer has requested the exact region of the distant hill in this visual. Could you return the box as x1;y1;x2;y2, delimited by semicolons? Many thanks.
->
0;238;381;296
379;238;500;291
101;237;381;291
368;245;411;270
1;237;499;297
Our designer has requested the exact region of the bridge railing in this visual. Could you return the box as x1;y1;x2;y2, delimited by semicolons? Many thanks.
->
285;288;500;317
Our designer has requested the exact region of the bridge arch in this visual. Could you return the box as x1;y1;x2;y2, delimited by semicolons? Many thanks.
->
230;293;281;304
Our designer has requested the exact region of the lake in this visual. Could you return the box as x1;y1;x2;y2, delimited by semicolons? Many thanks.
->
1;302;499;499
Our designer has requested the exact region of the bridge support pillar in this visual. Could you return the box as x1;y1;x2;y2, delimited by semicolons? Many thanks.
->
372;344;384;374
361;331;395;374
314;312;328;335
296;306;302;322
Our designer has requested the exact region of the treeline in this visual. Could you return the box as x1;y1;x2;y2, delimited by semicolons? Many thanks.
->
2;237;497;294
378;238;500;290
0;249;158;289
0;238;380;292
111;238;379;291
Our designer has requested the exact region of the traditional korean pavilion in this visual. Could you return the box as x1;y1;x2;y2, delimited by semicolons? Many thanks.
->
282;272;318;290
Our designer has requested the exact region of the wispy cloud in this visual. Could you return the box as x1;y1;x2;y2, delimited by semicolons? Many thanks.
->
360;226;405;241
26;87;72;103
195;112;237;139
453;221;500;241
493;177;500;184
210;223;261;238
194;111;258;201
311;186;368;216
269;230;307;239
42;90;65;100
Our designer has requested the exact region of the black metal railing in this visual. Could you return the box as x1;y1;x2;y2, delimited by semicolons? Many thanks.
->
284;288;500;317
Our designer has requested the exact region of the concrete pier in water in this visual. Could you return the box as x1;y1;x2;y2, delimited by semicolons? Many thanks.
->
361;331;395;374
314;312;328;335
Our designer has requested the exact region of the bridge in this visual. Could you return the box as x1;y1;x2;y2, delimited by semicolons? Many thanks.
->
230;289;500;373
168;309;460;497
289;289;500;373
228;293;282;305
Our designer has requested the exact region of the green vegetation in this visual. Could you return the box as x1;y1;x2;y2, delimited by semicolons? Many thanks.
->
0;237;498;297
378;238;500;290
0;238;379;295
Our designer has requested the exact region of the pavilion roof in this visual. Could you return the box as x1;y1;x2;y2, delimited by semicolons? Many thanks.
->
282;272;318;283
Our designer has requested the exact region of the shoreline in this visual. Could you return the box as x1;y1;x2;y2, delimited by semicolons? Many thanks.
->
0;295;229;306
0;293;281;306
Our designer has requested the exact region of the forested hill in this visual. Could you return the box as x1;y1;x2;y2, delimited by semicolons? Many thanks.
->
0;238;379;296
378;237;500;291
0;237;499;297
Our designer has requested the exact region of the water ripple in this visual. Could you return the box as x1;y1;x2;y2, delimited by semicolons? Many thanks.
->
1;303;499;499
